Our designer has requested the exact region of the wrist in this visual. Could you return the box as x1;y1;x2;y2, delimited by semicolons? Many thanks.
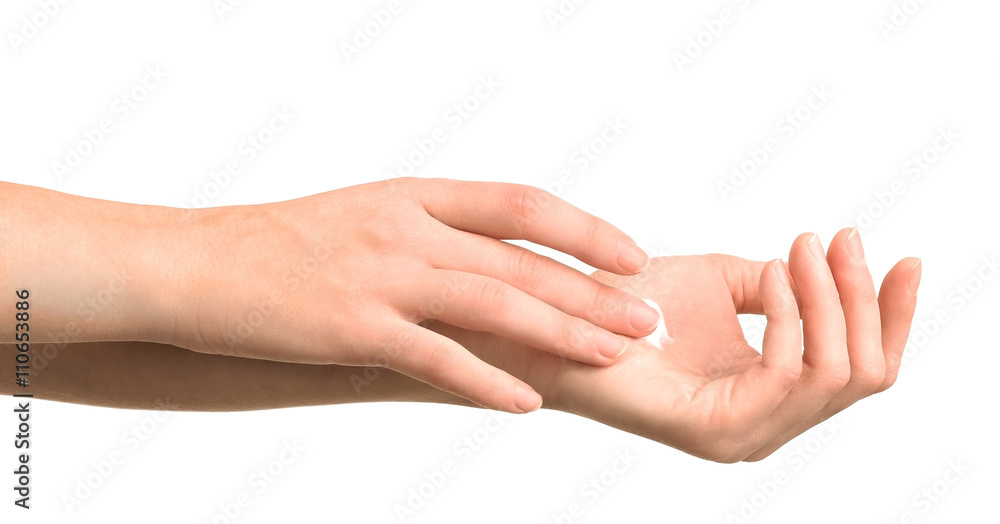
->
124;204;205;346
158;203;283;354
149;205;232;351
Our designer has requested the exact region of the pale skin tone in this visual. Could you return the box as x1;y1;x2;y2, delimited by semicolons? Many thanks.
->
0;178;663;414
1;226;920;462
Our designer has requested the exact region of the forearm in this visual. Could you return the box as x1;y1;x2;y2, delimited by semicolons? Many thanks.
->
0;180;626;415
0;341;462;410
0;321;559;412
0;179;595;411
0;182;185;344
1;179;658;416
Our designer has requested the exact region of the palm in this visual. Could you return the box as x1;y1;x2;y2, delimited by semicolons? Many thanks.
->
467;234;916;462
545;255;769;458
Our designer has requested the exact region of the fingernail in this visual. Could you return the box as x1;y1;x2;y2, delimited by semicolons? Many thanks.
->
617;239;650;274
908;259;922;295
514;385;543;413
598;331;628;360
807;233;825;260
775;259;790;287
774;260;794;311
846;228;865;262
629;299;660;332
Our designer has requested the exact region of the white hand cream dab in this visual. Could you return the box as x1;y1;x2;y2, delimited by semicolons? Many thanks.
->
641;298;673;349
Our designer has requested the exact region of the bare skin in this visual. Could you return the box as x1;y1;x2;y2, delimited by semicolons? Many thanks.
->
1;230;920;462
0;178;662;414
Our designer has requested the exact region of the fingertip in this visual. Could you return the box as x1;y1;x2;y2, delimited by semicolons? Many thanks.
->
513;384;543;413
877;257;921;391
791;232;819;252
395;324;544;414
762;258;795;315
616;238;650;275
760;259;803;377
774;258;791;288
827;227;864;263
628;299;661;334
596;330;629;361
907;258;922;296
788;232;819;271
882;257;922;300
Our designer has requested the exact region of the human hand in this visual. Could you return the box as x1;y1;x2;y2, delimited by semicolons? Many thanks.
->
169;177;661;414
469;228;919;461
0;228;919;463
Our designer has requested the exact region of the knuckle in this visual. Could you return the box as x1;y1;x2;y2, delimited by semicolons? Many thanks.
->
590;285;623;326
817;366;852;395
876;368;900;393
511;249;548;289
702;253;728;269
387;176;417;191
582;216;605;250
359;206;410;248
774;367;803;393
558;321;578;354
849;357;886;396
503;184;543;226
563;319;597;355
704;419;761;464
474;279;513;317
418;339;454;385
851;284;878;305
800;292;844;313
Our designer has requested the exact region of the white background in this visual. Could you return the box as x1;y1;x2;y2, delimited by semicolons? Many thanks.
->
2;1;998;522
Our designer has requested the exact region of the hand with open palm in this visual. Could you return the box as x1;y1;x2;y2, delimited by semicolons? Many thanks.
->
0;221;919;463
462;228;920;462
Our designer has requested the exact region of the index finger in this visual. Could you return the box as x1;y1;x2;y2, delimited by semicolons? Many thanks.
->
713;254;767;314
416;178;650;275
729;259;803;429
